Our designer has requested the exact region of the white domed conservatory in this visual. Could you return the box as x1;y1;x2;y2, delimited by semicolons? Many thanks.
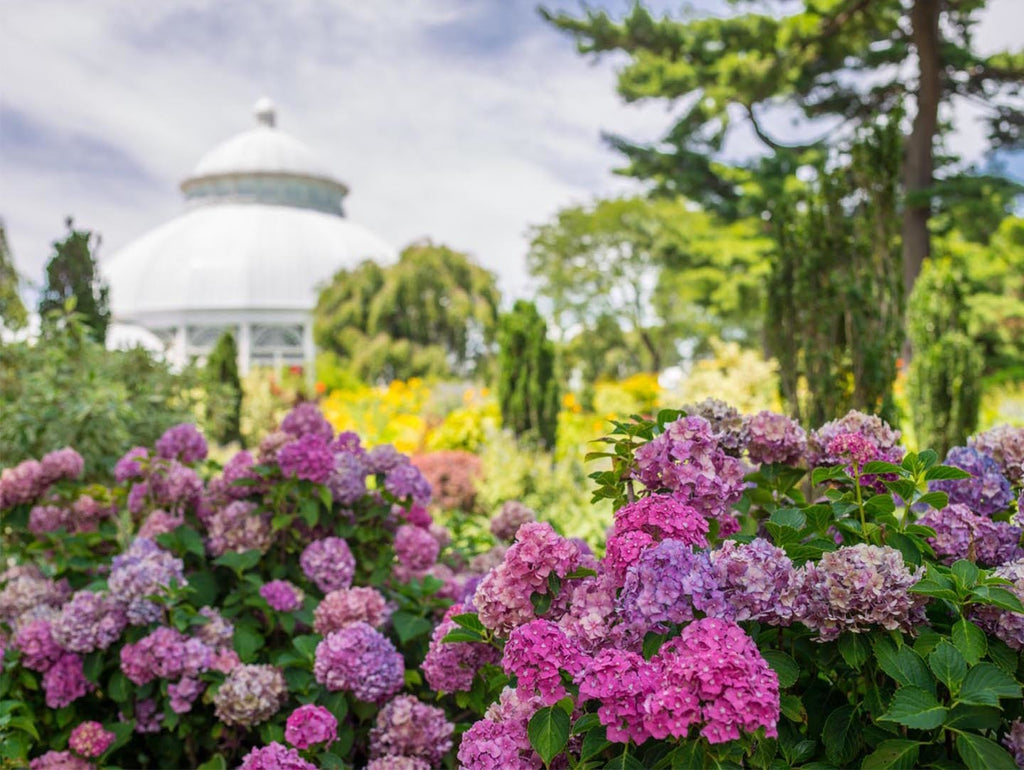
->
103;98;395;373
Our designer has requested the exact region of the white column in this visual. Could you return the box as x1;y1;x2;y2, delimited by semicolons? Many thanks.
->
237;322;251;377
302;317;316;390
172;325;187;371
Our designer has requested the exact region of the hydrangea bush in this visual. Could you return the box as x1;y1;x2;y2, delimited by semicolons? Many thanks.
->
0;408;480;768
428;406;1024;769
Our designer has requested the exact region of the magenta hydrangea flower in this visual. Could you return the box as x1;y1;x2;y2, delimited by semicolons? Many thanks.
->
260;579;304;612
384;463;432;507
39;447;85;485
239;742;317;770
109;537;187;625
576;648;655;744
120;626;201;685
155;423;208;464
744;411;807;465
29;751;93;770
51;590;127;653
314;622;405;702
285;703;338;749
918;503;1022;567
314;586;390;635
457;718;540;770
68;721;116;757
645;618;780;744
971;425;1024;485
13;618;63;672
604;494;710;583
369;695;455;765
799;544;926;641
300;536;355;593
503;619;587;705
42;652;91;708
473;522;582;635
168;676;206;714
632;415;746;530
214;664;287;726
808;410;902;467
395;524;440;573
280;402;334;442
277;433;335;484
931;446;1014;517
422;603;501;693
490;501;536;542
114;446;149;482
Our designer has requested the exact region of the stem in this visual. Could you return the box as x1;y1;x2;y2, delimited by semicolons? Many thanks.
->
853;466;866;535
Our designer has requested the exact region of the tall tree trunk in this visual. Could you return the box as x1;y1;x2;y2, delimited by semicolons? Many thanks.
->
902;0;941;305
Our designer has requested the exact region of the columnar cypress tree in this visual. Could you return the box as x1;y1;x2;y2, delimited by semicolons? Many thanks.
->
906;259;982;456
497;300;559;450
205;330;244;446
38;218;110;343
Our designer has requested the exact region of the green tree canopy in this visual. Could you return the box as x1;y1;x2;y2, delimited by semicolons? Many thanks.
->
314;241;500;383
38;218;110;343
527;196;771;373
0;220;27;331
205;330;244;447
497;300;560;450
543;0;1024;298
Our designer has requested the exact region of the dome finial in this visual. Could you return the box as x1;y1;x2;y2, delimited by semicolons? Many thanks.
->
253;97;276;128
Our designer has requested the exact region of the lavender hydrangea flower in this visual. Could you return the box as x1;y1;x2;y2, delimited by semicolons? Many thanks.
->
206;501;273;557
280;402;334;441
366;444;405;474
385;464;432;507
300;537;355;593
39;447;85;485
195;606;235;649
155;423;208;464
704;538;805;624
930;446;1014;517
1003;719;1024;767
277;434;335;484
13;618;63;672
328;452;368;505
395;524;440;573
0;568;70;627
971;425;1024;485
918;503;1022;567
260;580;304;612
114;446;149;482
619;539;715;634
972;559;1024;650
682;398;748;457
313;622;405;702
369;695;455;765
51;590;127;653
109;538;187;625
490;501;536;542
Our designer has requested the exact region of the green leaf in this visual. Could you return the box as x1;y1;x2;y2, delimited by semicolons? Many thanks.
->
838;633;872;669
780;694;806;723
442;628;486;644
886;532;923;567
952;618;987;665
928;640;968;694
572;713;601;735
873;638;934;692
879;686;947;729
107;670;130;703
861;739;921;770
944;704;1002;730
958;662;1022;705
813;465;852;486
761;650;799;688
951;559;980;587
864;494;896;515
924;465;973;481
988;637;1019;673
451;613;486;634
7;716;39;740
970;585;1024;613
604;750;645;770
642;631;668;660
213;549;262;573
565;566;597;579
915;491;948;510
299;498;320;527
770;507;806;530
527;706;569;764
955;731;1016;770
862;461;904;475
391;611;433;644
822;705;861;766
293;634;320;660
271;513;293;532
177;525;206;557
579;725;611;761
197;757;228;770
531;590;553;615
233;627;264;662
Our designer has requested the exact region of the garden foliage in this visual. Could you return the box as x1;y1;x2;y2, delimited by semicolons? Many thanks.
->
496;300;559;450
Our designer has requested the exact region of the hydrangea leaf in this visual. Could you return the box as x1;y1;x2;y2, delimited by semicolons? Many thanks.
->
955;731;1016;770
928;640;968;694
822;704;862;765
527;705;569;764
951;619;987;665
861;739;921;769
879;686;947;729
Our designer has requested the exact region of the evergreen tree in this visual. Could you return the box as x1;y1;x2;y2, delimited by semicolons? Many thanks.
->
497;300;560;450
907;259;982;456
205;330;244;446
38;218;110;343
0;220;27;331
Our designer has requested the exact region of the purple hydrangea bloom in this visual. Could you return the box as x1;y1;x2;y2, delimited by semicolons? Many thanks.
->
155;423;208;464
970;425;1024;485
384;464;432;507
394;524;440;573
331;430;366;456
328;452;368;505
503;619;586;705
240;743;317;770
313;622;405;702
619;539;716;634
744;411;807;466
682;398;748;457
972;559;1024;650
206;500;273;557
51;590;127;653
195;606;235;649
109;538;187;625
365;444;405;474
219;450;260;499
0;459;44;508
704;538;804;625
369;695;455;766
422;603;500;693
280;402;334;442
930;446;1014;517
918;503;1022;566
300;537;355;593
277;434;335;484
42;653;90;708
13;618;63;672
1003;719;1024;767
39;447;85;485
114;447;149;482
490;501;536;542
260;580;304;612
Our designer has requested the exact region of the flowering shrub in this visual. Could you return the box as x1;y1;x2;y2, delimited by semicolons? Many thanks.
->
428;408;1024;769
0;409;463;768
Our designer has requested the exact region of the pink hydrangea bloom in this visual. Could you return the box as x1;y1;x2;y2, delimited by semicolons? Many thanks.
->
277;434;335;484
457;719;540;770
577;648;655;744
169;676;206;714
285;703;338;749
557;573;627;653
300;537;356;593
42;653;91;708
0;459;44;508
604;494;709;583
29;751;93;770
114;447;149;482
314;622;405;703
155;423;208;464
366;757;431;770
394;524;440;572
645;618;780;744
744;411;807;465
280;402;334;441
68;721;116;757
473;522;582;635
206;500;273;557
369;695;455;765
13;618;63;672
314;586;390;634
39;447;85;485
422;603;501;693
503;619;586;705
260;580;304;612
490;501;536;541
239;742;317;770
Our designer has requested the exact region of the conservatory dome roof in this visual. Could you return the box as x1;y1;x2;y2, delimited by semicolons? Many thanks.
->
103;98;395;318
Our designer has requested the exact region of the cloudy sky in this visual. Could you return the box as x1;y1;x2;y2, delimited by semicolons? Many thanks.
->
2;0;1021;303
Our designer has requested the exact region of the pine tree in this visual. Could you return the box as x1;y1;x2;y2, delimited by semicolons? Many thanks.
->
497;300;559;450
0;220;27;331
38;218;110;343
205;330;244;446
